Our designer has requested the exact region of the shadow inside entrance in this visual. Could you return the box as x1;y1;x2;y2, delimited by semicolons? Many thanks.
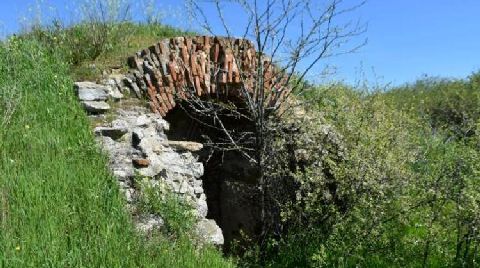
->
164;105;262;250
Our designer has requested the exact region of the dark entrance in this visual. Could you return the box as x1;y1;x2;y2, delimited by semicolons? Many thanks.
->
164;105;261;250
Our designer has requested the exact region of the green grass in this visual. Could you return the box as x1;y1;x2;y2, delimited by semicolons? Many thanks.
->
0;37;233;267
25;22;195;81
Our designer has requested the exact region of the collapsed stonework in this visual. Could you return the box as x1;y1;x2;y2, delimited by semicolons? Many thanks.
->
73;36;287;248
75;81;224;245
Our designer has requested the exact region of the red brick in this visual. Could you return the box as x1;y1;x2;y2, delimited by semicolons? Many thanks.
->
133;158;150;168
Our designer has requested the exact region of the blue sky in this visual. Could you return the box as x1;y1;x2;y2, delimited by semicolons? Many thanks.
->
1;0;479;86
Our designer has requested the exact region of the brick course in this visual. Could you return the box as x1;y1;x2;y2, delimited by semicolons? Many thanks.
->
127;36;289;116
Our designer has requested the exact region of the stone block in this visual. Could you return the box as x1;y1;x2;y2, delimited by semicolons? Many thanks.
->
82;101;110;114
133;158;151;168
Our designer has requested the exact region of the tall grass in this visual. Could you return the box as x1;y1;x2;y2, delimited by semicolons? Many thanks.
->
0;37;232;267
18;0;194;81
25;21;193;81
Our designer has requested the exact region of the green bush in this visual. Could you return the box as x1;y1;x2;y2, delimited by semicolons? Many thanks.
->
387;75;480;139
239;79;480;267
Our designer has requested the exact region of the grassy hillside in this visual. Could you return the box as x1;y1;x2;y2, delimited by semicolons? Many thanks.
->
0;37;233;267
1;5;479;266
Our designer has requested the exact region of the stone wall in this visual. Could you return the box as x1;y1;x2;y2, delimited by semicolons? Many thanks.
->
74;81;224;245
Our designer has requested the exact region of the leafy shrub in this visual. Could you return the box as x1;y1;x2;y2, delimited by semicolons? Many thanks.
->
387;75;480;139
240;78;480;267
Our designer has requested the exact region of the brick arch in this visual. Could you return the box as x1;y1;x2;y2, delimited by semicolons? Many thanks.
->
126;36;289;116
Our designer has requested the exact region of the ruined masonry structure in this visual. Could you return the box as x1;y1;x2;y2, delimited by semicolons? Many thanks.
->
74;36;288;247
